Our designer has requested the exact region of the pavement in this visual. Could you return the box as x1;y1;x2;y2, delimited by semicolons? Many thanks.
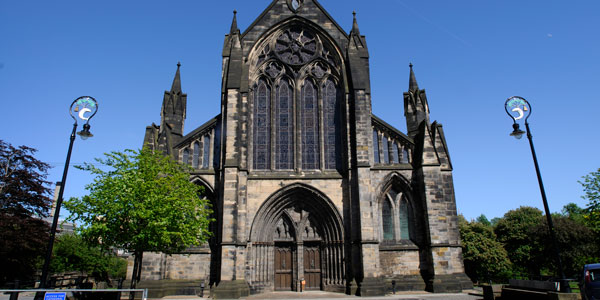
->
1;290;483;300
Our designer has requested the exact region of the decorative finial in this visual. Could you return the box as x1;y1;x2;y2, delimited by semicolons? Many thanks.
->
233;10;237;15
353;11;356;18
409;63;413;68
177;61;181;68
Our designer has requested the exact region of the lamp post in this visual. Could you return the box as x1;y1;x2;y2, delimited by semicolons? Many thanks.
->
38;96;98;289
504;96;570;293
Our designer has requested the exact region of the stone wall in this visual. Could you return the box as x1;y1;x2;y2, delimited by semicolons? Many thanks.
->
379;250;420;276
133;249;211;281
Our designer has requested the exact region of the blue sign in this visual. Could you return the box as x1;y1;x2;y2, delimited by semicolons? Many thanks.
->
44;292;66;300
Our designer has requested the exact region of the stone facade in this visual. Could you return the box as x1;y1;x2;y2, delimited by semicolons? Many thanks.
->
140;0;471;297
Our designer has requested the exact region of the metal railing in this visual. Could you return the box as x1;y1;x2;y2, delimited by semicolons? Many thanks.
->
0;289;147;300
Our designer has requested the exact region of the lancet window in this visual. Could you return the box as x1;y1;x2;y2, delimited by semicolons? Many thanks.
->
276;80;293;169
301;80;319;170
182;148;189;165
202;135;210;169
253;80;271;170
192;142;200;168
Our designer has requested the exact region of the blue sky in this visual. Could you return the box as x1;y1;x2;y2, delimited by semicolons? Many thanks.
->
1;0;599;221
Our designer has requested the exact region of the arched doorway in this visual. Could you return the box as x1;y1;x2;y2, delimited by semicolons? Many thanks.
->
248;184;345;292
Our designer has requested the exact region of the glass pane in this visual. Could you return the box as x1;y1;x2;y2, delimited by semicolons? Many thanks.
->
373;130;380;164
399;199;410;240
324;80;338;169
253;81;271;169
382;136;389;164
302;80;319;169
392;142;399;164
182;149;189;165
382;199;393;240
402;147;409;164
276;81;293;169
193;142;200;168
203;135;210;169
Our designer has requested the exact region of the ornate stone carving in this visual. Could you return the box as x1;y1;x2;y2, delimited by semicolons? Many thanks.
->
275;26;317;66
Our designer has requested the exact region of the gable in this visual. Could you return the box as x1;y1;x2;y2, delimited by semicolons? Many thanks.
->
241;0;349;58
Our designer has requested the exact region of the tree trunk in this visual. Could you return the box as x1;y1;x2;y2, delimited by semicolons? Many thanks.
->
129;251;143;300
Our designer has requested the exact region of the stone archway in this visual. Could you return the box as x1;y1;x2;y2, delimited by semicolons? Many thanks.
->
248;183;345;293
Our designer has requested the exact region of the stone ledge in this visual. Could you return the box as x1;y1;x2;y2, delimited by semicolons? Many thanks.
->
212;280;250;299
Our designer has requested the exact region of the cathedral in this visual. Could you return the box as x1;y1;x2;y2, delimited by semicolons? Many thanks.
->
141;0;471;298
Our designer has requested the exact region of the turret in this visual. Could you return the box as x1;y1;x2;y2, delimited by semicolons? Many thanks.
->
160;62;187;136
403;64;430;139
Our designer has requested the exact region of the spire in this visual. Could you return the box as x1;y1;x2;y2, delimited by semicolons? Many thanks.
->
170;62;181;93
230;10;239;35
409;63;419;92
351;11;360;36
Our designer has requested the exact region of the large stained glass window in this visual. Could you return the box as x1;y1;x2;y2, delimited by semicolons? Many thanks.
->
382;199;394;240
203;135;210;169
253;80;271;170
276;80;293;169
324;79;338;170
301;80;319;169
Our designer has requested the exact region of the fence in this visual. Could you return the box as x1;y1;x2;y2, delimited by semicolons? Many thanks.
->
0;289;147;300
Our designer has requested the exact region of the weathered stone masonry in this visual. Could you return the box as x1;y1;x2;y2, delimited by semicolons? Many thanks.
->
140;0;471;298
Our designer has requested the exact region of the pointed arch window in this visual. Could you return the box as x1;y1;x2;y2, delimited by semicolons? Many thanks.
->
192;142;200;168
373;130;380;164
324;79;338;170
276;80;293;169
253;80;271;170
392;142;399;164
203;135;210;169
382;198;394;241
402;147;410;164
399;199;410;240
382;136;390;164
182;148;189;165
301;80;319;169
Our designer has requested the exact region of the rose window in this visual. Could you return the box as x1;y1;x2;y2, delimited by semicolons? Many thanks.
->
275;27;317;65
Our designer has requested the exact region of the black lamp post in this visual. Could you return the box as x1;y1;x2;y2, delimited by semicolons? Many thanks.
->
504;96;570;293
38;96;98;289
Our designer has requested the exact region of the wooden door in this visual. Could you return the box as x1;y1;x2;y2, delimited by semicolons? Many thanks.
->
275;245;293;291
303;245;321;290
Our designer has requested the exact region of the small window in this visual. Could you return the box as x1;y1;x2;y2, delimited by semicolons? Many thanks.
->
401;147;410;164
182;148;189;165
202;135;210;169
382;136;389;164
373;130;380;164
192;142;200;168
392;142;399;164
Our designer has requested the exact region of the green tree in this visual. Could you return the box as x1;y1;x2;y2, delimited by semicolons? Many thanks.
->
561;202;587;225
0;140;52;284
51;234;127;282
580;169;600;232
530;215;600;278
459;216;512;283
475;214;491;226
65;148;213;289
494;206;544;278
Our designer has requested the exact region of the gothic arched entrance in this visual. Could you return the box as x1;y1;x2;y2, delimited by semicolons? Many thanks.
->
248;184;345;292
